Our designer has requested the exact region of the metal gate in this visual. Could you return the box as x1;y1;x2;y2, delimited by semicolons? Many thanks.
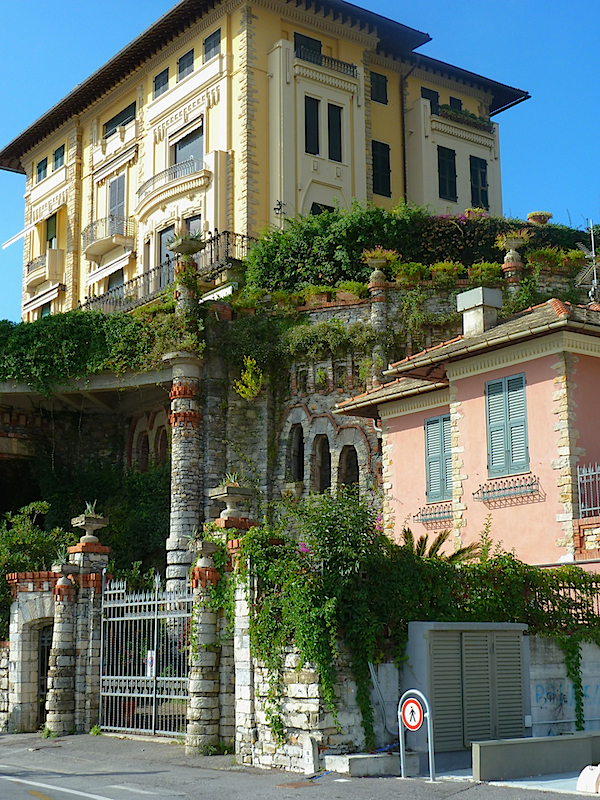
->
100;576;192;737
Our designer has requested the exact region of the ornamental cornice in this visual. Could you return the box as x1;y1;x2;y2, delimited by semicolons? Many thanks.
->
369;54;405;75
443;331;600;380
431;118;495;147
378;388;450;419
31;188;69;224
252;0;378;48
135;170;212;222
153;86;219;144
294;63;357;94
407;64;492;103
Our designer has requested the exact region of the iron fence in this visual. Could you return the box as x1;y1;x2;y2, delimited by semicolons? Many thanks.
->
100;577;192;737
578;464;600;518
137;158;204;201
82;215;137;250
27;254;47;274
82;258;174;313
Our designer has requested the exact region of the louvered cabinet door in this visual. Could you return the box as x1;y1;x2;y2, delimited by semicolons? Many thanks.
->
494;631;525;739
462;631;494;747
429;631;464;751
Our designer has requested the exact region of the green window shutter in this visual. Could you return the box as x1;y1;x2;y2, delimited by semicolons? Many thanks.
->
462;631;493;747
425;417;443;501
486;379;507;476
109;174;125;218
507;375;529;473
425;415;451;501
494;631;525;739
429;632;464;752
443;415;452;498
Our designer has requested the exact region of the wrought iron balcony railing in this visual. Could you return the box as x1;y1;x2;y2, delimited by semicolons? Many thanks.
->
82;215;137;251
413;503;453;524
81;231;255;313
27;254;47;274
137;158;204;201
473;474;539;502
578;464;600;518
294;46;357;78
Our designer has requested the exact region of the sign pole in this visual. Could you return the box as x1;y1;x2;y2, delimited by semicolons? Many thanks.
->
398;689;436;782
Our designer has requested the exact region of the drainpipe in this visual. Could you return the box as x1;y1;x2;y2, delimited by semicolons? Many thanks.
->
400;58;419;203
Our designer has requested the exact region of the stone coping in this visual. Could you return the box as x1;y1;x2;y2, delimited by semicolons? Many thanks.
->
67;542;111;554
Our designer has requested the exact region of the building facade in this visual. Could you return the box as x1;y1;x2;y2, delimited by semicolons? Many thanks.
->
0;0;527;322
338;290;600;567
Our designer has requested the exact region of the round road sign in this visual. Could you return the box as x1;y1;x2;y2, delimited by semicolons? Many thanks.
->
401;698;424;731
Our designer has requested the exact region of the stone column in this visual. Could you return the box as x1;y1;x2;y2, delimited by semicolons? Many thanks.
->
185;544;221;753
45;577;76;734
165;352;202;592
234;576;255;764
368;267;388;388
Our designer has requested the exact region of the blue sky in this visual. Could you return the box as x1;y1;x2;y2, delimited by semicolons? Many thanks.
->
0;0;598;322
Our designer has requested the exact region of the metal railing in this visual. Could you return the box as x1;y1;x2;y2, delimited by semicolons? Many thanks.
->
294;46;357;78
137;158;204;201
81;231;255;313
472;474;539;502
82;215;137;250
27;253;47;274
82;258;174;313
413;503;453;524
578;464;600;518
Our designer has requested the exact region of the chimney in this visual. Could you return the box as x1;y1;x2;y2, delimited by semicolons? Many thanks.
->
456;287;503;337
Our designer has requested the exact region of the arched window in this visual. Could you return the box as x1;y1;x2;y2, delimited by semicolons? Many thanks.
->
312;435;331;493
338;445;359;488
289;424;304;482
156;427;168;467
138;433;149;473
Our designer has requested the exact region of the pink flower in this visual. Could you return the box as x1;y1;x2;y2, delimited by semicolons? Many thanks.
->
298;542;311;554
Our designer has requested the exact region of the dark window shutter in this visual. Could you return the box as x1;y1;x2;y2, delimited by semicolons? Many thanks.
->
443;414;452;498
372;140;391;197
507;375;528;473
109;174;125;218
486;374;528;477
486;379;507;476
46;214;57;244
438;146;457;201
462;631;494;747
425;415;451;501
370;71;388;104
305;96;320;155
430;631;464;752
421;87;440;115
328;104;342;162
470;156;489;209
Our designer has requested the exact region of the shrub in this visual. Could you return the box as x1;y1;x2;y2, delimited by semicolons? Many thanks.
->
431;260;465;290
469;261;504;287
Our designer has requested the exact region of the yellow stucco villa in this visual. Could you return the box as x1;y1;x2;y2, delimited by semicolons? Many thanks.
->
0;0;528;321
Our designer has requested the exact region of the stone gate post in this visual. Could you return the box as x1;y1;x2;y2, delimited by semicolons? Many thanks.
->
45;577;76;734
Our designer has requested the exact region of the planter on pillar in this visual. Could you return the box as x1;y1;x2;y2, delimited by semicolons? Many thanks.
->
164;351;203;592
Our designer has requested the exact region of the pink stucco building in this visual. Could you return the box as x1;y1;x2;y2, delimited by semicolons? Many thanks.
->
338;289;600;566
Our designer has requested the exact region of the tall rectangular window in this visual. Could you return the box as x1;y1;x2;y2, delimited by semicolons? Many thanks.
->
470;156;489;209
178;49;194;81
46;214;57;250
294;32;321;56
203;30;221;62
109;174;125;219
438;146;457;202
370;71;388;104
53;145;65;171
486;374;529;477
425;414;452;502
328;104;342;162
449;96;463;110
421;87;440;115
372;140;391;197
159;225;175;264
174;127;203;164
305;96;320;155
104;102;136;139
154;68;169;99
37;158;48;183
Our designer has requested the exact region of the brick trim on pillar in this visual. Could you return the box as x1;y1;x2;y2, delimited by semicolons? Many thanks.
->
164;351;203;591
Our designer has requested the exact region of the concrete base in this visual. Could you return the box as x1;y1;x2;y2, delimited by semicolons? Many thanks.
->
473;733;600;782
324;751;419;777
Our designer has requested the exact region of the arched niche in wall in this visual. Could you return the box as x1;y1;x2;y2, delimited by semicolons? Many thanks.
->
138;433;150;473
311;434;331;493
338;444;359;489
155;426;168;468
288;423;305;482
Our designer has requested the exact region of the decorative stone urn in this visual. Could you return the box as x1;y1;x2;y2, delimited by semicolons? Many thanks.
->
283;481;304;500
168;235;207;256
208;485;253;519
70;514;109;544
503;237;525;265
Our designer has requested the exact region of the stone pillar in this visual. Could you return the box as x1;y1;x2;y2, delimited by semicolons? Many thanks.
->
45;577;76;734
368;267;388;388
166;352;202;592
234;575;255;764
185;544;221;753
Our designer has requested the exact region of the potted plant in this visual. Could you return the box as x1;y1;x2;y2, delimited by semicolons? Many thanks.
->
362;247;401;276
208;473;253;519
71;500;109;543
495;228;531;262
167;230;206;256
527;211;553;226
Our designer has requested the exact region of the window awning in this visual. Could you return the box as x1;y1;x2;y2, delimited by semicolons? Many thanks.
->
2;223;35;250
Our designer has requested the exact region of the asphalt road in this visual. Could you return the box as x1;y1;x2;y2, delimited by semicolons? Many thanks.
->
0;732;577;800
